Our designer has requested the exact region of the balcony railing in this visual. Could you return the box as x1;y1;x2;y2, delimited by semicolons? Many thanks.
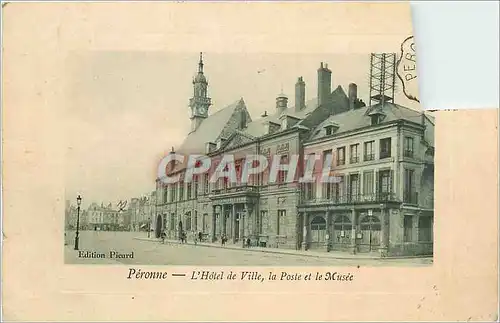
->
403;191;419;204
350;156;359;164
336;158;345;166
403;150;414;158
300;192;397;205
364;154;375;161
211;185;258;196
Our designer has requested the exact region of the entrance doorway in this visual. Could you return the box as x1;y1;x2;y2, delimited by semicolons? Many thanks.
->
359;215;381;252
332;215;352;250
178;220;183;239
310;215;326;249
155;215;162;238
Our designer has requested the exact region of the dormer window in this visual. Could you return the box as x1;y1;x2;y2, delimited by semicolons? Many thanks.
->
281;118;287;129
216;138;226;150
367;107;385;126
323;122;338;136
266;121;281;135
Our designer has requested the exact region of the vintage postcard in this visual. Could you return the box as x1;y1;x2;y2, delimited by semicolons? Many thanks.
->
2;2;498;322
63;51;434;267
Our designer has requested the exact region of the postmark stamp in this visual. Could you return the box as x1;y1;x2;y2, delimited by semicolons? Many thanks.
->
397;36;420;103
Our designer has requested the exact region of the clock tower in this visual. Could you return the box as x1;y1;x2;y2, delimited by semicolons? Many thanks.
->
189;52;212;132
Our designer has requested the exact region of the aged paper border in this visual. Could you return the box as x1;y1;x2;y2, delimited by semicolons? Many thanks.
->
2;2;498;321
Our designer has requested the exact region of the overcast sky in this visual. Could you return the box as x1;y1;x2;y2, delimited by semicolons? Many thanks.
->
64;52;421;208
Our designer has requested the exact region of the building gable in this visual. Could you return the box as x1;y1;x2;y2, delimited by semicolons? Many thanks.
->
221;131;256;151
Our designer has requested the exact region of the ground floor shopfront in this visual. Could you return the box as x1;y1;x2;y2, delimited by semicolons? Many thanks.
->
297;202;434;257
153;186;300;249
152;196;433;257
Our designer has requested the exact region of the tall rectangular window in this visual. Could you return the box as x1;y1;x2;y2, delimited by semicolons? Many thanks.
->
333;175;345;202
259;210;268;234
349;174;360;201
187;183;192;200
363;171;374;195
185;212;191;231
336;147;345;166
364;141;375;161
403;215;413;242
418;216;433;242
235;162;242;186
170;214;175;230
277;210;286;235
378;170;392;200
194;177;199;198
179;183;184;201
322;150;333;199
163;186;168;204
203;173;209;194
404;169;416;203
202;213;208;232
350;144;359;163
380;138;392;159
404;136;414;157
305;183;315;200
277;154;288;184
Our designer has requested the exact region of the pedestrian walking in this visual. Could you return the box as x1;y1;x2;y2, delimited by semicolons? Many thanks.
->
198;231;203;243
160;231;166;244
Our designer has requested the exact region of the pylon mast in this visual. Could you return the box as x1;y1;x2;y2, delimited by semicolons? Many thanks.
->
369;53;396;106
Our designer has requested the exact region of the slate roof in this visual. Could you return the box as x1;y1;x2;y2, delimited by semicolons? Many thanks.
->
178;98;245;154
309;102;431;142
243;85;350;137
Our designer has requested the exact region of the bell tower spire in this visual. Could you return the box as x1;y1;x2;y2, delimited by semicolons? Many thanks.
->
189;52;211;133
198;52;204;73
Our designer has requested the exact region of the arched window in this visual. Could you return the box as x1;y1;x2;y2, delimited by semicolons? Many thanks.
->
311;216;326;229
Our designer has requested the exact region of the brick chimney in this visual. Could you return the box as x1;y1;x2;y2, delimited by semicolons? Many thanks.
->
317;62;332;107
295;76;306;112
348;83;358;110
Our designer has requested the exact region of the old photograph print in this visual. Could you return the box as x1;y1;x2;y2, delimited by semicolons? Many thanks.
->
64;50;434;266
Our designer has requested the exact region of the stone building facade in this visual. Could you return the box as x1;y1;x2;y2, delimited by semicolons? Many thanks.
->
87;202;119;231
128;192;157;232
65;200;88;230
298;102;434;256
153;53;434;257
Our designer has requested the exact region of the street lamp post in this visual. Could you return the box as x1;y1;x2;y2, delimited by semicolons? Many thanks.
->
74;195;82;250
148;217;151;238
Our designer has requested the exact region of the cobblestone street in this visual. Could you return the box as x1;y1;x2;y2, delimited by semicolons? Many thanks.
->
65;230;432;266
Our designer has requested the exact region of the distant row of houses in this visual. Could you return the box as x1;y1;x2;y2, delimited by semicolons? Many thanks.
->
65;191;157;232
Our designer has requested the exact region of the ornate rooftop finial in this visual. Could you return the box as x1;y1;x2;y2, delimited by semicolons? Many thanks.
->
198;52;204;73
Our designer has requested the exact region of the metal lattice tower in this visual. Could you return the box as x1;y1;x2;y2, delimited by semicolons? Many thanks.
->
369;53;396;106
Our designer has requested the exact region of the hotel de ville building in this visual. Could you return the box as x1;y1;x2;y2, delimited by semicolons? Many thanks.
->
153;53;435;257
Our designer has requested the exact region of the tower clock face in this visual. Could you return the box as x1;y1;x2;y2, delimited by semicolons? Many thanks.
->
196;106;207;115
